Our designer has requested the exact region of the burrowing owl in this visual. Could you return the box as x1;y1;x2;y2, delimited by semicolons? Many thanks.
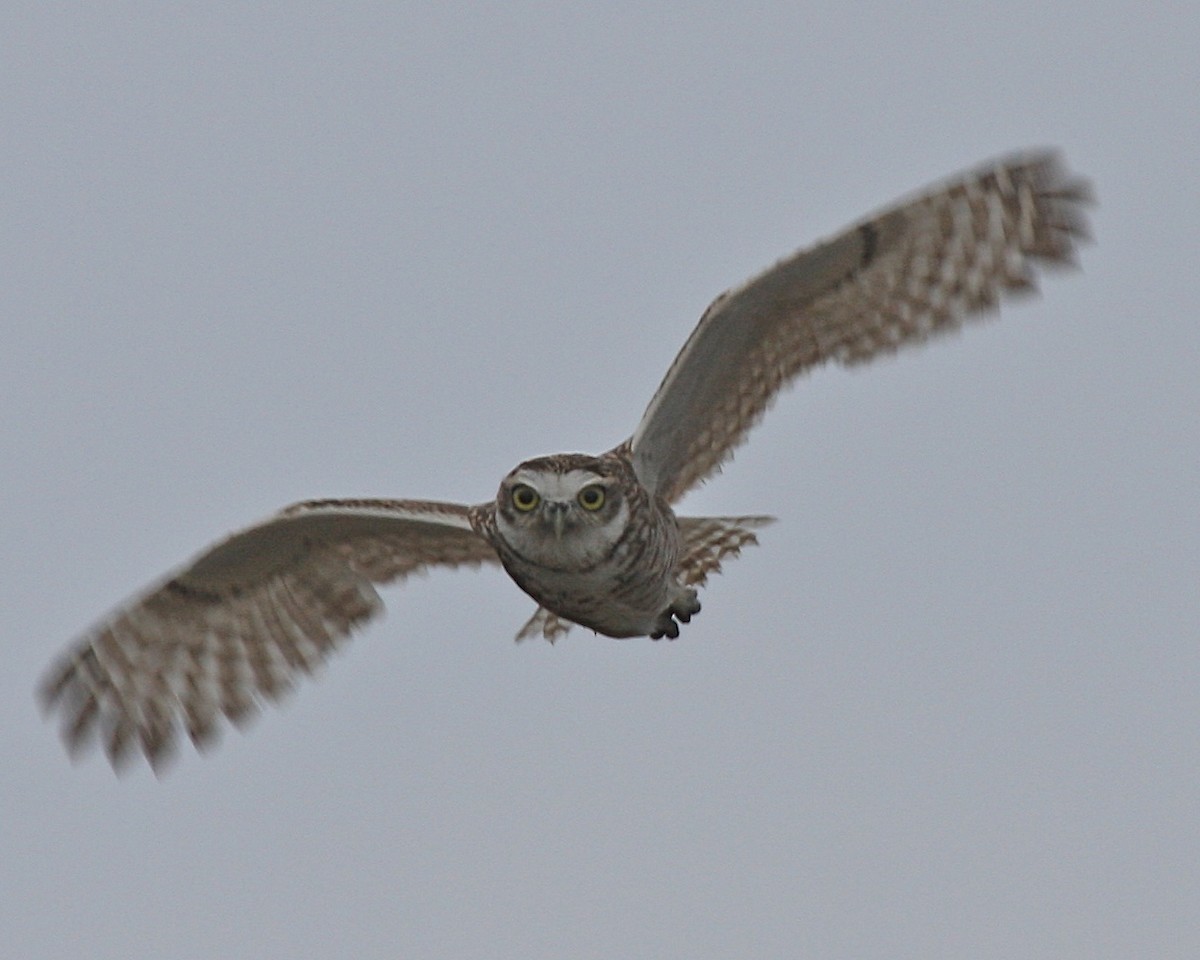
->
41;152;1091;770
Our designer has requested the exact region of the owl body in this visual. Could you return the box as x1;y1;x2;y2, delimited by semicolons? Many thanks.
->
472;452;699;639
39;152;1092;769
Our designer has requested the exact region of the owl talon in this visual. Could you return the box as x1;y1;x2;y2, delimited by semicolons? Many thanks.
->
651;591;700;640
672;591;700;623
650;618;680;641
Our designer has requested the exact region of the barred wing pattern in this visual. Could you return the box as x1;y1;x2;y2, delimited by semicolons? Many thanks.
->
675;515;775;587
515;514;774;643
40;499;499;771
630;152;1092;504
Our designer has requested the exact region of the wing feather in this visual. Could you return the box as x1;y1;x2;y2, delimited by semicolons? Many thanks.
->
677;516;775;587
629;152;1092;503
40;499;499;771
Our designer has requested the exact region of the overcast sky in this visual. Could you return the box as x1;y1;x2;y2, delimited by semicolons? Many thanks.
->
3;4;1197;959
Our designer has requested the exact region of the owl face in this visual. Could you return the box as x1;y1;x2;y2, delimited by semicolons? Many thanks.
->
494;455;631;569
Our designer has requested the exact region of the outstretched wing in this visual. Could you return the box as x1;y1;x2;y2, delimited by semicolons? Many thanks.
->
628;152;1092;504
40;498;499;771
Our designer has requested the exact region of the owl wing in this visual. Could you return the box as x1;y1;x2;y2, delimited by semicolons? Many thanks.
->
676;515;775;587
627;151;1092;504
40;498;499;772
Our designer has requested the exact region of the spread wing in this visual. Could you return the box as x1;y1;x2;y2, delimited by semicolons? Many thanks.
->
40;498;499;771
628;151;1092;504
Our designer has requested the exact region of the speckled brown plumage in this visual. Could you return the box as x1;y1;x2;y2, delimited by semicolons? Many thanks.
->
630;153;1090;504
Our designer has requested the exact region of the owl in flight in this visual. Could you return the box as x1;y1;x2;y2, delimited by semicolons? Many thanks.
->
41;152;1091;771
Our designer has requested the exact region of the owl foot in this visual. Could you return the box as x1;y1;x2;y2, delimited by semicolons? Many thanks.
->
649;591;701;640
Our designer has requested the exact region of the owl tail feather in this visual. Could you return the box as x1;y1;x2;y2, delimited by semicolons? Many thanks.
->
515;607;575;644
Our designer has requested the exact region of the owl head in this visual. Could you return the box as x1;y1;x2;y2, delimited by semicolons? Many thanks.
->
493;454;632;568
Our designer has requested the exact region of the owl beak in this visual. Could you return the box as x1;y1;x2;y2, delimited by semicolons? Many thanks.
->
544;501;569;540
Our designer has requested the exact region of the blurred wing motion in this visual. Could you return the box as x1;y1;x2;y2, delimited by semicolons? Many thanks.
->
629;151;1092;504
40;499;499;771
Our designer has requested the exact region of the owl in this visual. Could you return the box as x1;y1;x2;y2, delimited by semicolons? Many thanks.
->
41;152;1091;770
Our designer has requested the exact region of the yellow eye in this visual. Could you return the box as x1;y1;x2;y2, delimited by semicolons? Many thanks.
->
511;484;540;512
577;485;606;511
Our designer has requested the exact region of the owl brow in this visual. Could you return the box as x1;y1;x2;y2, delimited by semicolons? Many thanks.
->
572;475;614;489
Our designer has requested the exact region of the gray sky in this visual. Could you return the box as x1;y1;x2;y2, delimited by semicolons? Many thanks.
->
3;3;1197;959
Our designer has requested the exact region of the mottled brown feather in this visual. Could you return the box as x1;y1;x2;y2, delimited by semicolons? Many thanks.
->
629;152;1092;504
40;500;498;772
